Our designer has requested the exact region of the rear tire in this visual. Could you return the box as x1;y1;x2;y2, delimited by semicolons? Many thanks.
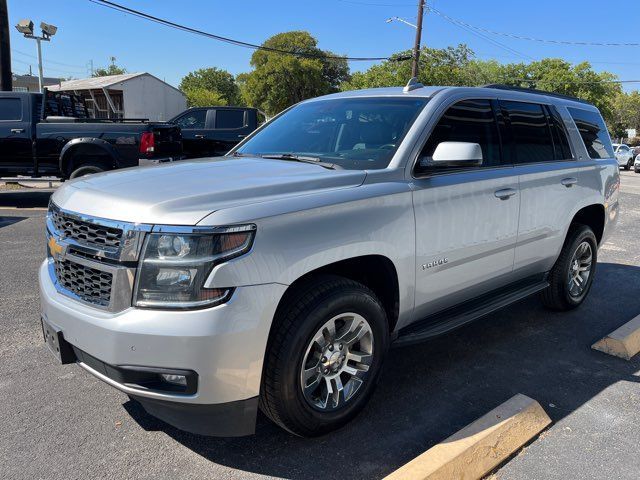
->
69;162;106;179
260;275;389;437
541;224;597;311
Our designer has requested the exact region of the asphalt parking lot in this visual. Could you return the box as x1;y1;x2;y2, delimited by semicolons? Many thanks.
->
2;172;640;480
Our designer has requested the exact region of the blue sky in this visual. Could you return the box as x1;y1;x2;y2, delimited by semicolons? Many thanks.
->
8;0;640;91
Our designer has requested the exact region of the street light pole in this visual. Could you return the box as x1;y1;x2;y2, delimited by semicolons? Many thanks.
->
35;37;44;92
411;0;426;78
15;20;57;93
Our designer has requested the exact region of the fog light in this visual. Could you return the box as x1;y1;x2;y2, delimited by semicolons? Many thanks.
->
160;373;187;386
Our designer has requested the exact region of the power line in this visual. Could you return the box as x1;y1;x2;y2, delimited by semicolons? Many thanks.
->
428;6;535;61
429;6;640;48
88;0;409;62
335;0;415;6
11;49;86;71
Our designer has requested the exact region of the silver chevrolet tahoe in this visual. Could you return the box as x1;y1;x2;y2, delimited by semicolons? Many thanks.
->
39;82;620;437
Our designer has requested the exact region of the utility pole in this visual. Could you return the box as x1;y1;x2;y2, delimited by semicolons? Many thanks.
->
0;0;12;91
411;0;426;78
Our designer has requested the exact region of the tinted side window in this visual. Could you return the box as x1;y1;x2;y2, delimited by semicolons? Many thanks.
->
567;107;614;159
548;106;572;160
175;110;206;129
215;109;245;129
0;98;22;120
502;101;554;163
417;99;501;174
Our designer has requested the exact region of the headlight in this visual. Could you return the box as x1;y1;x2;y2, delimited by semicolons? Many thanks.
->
133;224;256;309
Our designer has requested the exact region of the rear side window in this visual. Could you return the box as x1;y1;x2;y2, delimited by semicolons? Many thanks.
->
175;110;206;129
501;101;554;163
567;107;614;159
0;98;22;120
548;106;572;160
215;109;245;129
417;99;501;174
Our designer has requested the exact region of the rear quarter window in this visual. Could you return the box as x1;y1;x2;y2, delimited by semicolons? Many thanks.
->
567;107;614;159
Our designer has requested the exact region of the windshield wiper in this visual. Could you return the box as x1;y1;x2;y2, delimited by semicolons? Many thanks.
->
260;153;340;170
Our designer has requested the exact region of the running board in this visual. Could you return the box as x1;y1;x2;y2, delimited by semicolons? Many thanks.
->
394;279;549;347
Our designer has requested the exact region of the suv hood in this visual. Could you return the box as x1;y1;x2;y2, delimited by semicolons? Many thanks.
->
51;157;367;225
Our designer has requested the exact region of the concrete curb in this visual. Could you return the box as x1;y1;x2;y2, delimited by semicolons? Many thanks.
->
383;394;551;480
592;314;640;360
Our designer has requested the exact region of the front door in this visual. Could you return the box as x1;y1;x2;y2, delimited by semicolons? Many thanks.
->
411;99;520;319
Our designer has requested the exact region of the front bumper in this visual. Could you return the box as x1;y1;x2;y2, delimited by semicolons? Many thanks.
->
39;259;287;436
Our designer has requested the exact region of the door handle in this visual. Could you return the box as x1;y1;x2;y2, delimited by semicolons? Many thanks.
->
561;177;578;187
237;134;247;138
10;128;25;134
194;134;205;139
494;188;517;200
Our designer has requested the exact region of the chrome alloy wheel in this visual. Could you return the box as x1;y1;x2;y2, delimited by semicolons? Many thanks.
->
300;313;374;411
568;241;593;298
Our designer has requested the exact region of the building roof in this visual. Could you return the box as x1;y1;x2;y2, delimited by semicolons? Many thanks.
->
48;72;146;91
13;74;62;84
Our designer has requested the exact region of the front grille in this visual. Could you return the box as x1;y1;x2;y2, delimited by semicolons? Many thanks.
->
54;258;113;307
51;209;122;250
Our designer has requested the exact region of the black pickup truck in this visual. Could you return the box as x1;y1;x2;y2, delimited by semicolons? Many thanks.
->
170;106;263;158
0;90;182;179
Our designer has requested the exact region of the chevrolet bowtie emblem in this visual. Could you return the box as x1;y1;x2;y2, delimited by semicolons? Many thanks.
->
48;236;65;258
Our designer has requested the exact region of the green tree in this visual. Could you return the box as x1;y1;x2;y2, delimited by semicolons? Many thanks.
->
612;91;640;132
179;67;240;106
182;87;228;108
340;45;622;123
93;63;127;77
240;31;350;115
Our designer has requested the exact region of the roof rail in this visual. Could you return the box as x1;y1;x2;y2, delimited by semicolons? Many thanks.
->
482;84;590;104
403;77;424;93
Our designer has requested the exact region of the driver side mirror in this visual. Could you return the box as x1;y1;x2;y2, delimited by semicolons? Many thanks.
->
422;142;483;168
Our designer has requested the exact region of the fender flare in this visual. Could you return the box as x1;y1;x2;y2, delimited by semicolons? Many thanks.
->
59;138;121;175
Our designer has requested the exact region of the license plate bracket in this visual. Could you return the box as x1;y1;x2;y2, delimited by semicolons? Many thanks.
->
41;317;75;364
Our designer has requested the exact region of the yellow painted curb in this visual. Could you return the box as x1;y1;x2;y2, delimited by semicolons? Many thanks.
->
592;314;640;360
384;394;551;480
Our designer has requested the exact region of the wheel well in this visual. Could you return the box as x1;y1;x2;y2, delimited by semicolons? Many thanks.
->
276;255;400;333
572;204;605;244
62;144;113;177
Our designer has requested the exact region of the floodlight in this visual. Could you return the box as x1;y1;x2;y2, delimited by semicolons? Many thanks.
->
40;22;58;37
15;19;34;35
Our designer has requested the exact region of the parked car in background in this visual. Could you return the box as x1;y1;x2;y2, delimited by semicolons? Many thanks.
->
39;83;619;438
634;153;640;173
0;90;182;179
612;143;635;170
170;106;263;158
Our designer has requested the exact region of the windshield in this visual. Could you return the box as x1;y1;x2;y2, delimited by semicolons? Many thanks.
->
235;97;429;170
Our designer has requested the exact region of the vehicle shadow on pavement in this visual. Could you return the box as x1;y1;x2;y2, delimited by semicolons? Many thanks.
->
124;262;640;480
0;216;27;228
0;190;54;208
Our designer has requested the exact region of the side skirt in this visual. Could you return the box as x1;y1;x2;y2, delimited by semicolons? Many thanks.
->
394;276;549;347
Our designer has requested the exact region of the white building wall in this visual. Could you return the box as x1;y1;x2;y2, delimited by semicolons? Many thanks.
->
117;74;186;121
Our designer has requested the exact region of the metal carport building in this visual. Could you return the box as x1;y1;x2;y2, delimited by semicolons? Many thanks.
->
48;72;186;121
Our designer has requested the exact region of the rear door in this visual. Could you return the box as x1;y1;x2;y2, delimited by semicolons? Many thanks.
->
211;108;253;155
173;109;209;158
411;98;521;318
0;94;33;175
501;100;583;278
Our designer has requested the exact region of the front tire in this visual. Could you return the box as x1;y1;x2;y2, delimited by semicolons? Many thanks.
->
260;275;389;437
541;224;597;311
